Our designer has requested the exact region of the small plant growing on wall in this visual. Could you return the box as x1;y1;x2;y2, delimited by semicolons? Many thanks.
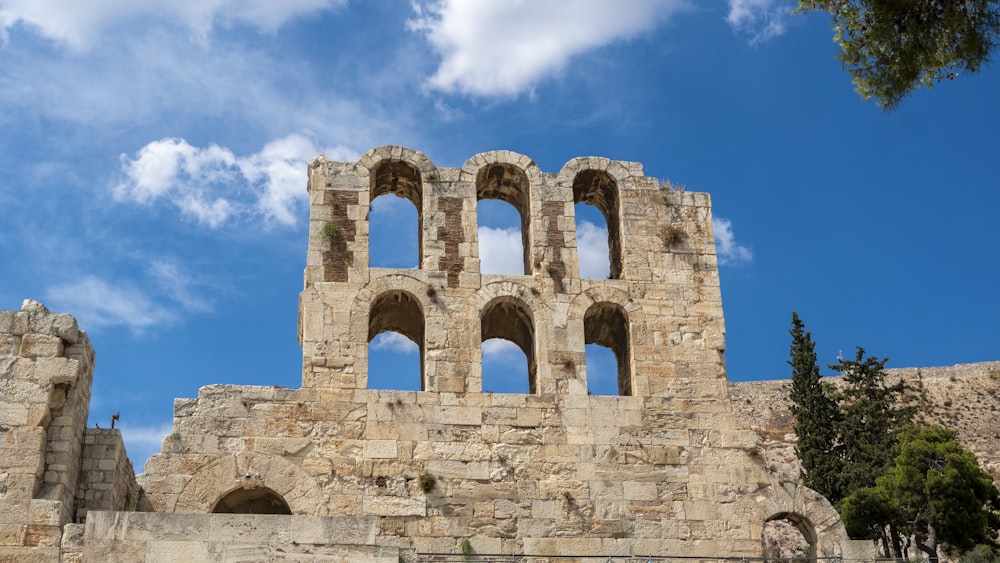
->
460;538;474;558
322;222;340;240
419;472;436;493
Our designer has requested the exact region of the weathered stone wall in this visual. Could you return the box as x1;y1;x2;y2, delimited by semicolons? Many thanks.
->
299;146;727;400
1;147;881;561
730;361;1000;483
75;428;139;522
134;147;862;560
0;301;138;562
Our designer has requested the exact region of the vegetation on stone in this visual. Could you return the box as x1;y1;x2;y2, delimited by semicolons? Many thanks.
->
788;314;999;561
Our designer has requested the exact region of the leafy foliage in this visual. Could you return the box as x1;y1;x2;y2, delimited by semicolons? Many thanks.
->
842;426;1000;559
788;312;844;501
797;0;1000;109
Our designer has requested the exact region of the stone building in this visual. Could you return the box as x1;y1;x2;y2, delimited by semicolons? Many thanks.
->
0;146;871;561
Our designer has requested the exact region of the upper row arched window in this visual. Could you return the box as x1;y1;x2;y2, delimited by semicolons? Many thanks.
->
369;160;422;269
365;159;624;279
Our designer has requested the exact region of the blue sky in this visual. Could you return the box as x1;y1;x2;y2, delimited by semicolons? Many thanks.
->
1;0;998;468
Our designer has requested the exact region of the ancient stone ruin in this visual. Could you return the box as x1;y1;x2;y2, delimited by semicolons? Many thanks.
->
0;146;874;561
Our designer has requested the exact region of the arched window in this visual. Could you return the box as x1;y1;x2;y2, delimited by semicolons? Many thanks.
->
573;170;623;279
480;297;535;393
476;164;531;275
584;303;631;396
212;487;291;515
368;291;424;391
370;160;422;269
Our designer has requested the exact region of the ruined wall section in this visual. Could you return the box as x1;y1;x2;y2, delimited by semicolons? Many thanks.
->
74;428;139;522
0;301;91;558
299;146;727;401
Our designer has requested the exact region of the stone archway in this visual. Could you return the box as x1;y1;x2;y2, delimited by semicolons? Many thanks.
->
175;452;324;515
212;486;292;515
763;511;817;561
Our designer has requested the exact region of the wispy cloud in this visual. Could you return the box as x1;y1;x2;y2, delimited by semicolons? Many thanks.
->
726;0;795;44
116;421;175;471
44;259;216;333
478;226;524;274
45;276;180;332
576;220;610;279
0;0;346;50
713;217;753;266
371;332;419;354
114;134;345;228
409;0;690;97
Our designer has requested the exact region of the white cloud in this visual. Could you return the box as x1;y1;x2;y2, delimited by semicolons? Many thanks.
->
45;276;179;332
148;259;212;313
115;134;340;228
478;226;524;274
371;332;419;354
726;0;795;44
409;0;690;97
713;216;753;266
0;0;345;50
482;338;524;363
116;421;174;471
576;220;610;279
44;260;216;333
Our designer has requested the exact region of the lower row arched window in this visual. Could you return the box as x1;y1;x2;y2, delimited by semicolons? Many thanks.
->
365;292;630;395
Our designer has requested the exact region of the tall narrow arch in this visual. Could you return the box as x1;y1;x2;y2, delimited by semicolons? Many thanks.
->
212;487;292;515
584;302;631;396
573;170;623;279
481;297;536;393
476;164;531;274
371;160;422;269
369;290;425;390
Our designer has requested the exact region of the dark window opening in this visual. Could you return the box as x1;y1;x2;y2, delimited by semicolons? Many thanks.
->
476;164;531;274
584;302;631;396
478;199;525;275
370;193;419;268
212;487;291;515
368;291;424;391
371;160;422;269
481;297;535;393
573;170;623;279
574;202;611;279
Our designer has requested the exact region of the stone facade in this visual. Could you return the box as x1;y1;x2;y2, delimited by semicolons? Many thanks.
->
0;147;875;561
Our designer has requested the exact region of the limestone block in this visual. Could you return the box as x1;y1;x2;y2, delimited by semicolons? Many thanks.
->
145;540;209;562
363;440;397;459
362;495;425;517
18;334;63;359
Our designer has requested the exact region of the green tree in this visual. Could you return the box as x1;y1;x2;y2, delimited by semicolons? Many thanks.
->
788;313;844;501
831;348;915;496
842;426;1000;562
840;485;902;556
797;0;1000;110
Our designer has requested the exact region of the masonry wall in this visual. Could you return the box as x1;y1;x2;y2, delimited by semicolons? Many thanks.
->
75;428;139;522
135;147;862;560
299;147;727;401
0;301;138;562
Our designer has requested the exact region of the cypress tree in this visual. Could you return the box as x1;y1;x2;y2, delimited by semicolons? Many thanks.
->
788;313;844;502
